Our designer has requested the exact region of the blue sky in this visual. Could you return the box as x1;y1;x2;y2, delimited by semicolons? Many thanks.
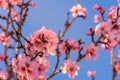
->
0;0;120;80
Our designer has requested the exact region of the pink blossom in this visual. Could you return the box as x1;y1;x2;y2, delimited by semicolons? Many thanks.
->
84;43;98;61
12;54;50;80
29;26;58;57
0;33;11;46
10;0;23;6
70;4;87;19
115;62;120;74
110;23;120;42
62;60;80;79
86;32;91;36
0;70;8;80
25;39;36;57
107;6;117;21
87;71;96;77
94;14;100;23
36;57;50;76
93;4;101;11
95;22;112;36
31;2;36;7
0;0;8;9
12;54;39;80
59;41;67;53
68;39;80;53
11;9;18;21
101;35;117;50
59;40;80;54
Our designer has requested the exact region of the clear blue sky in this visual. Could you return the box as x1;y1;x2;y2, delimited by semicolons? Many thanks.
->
0;0;120;80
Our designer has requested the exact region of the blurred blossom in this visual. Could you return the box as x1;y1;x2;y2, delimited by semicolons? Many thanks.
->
10;0;23;6
31;2;36;7
93;4;101;11
12;54;50;80
0;70;8;80
115;62;120;74
94;14;100;23
0;33;11;47
87;71;96;77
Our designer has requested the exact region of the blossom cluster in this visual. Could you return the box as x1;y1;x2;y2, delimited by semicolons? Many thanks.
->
59;39;80;54
25;26;58;57
12;54;49;80
1;0;120;80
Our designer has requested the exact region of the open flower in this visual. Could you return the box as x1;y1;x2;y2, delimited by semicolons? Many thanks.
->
68;39;80;53
62;60;80;79
0;33;11;47
95;22;112;36
25;26;58;57
70;4;87;19
12;54;50;80
84;43;98;61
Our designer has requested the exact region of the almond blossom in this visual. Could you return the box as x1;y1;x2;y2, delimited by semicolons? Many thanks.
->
101;34;117;50
95;22;113;36
107;22;120;43
62;60;80;79
0;33;11;47
36;57;50;76
59;41;67;54
11;9;19;21
59;39;80;54
25;26;58;57
84;43;98;61
107;6;118;21
12;54;50;80
25;38;36;57
70;4;87;19
68;39;80;53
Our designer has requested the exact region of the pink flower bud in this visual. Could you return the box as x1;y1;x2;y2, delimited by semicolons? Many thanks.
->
93;4;100;10
94;14;100;23
89;26;92;31
31;2;36;7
